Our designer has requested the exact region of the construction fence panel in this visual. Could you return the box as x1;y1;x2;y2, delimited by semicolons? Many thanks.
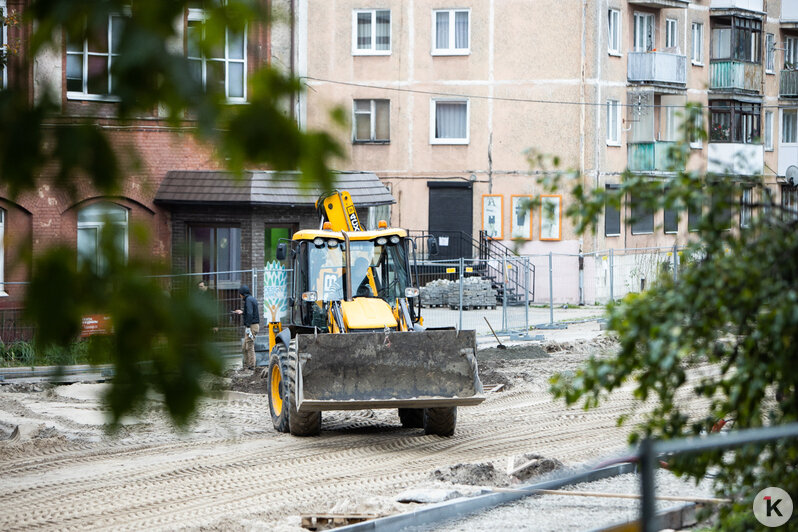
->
587;246;680;304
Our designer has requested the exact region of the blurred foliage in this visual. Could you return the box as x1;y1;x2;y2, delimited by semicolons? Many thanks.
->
2;0;345;428
544;103;798;529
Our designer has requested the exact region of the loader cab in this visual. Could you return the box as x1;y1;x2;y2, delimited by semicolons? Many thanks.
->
289;230;418;331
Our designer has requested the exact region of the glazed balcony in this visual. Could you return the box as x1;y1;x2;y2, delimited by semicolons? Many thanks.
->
628;52;687;86
710;60;762;93
707;143;764;175
781;0;798;21
780;70;798;97
628;142;682;173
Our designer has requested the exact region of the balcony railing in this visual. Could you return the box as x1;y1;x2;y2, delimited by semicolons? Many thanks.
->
628;142;682;173
627;52;687;86
710;0;764;11
780;69;798;97
707;143;764;175
710;60;763;93
783;0;798;21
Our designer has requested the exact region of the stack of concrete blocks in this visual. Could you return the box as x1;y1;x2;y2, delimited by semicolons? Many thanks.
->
446;276;497;309
420;279;452;307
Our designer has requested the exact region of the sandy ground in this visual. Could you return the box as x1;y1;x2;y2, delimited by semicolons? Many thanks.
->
0;322;712;531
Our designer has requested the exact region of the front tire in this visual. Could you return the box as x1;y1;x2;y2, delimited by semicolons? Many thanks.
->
285;347;321;437
423;407;457;437
267;347;290;433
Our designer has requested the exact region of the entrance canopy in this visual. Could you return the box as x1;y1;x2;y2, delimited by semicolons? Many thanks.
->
155;170;394;207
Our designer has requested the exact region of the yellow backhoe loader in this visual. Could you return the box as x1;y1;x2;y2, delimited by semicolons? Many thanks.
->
260;191;484;436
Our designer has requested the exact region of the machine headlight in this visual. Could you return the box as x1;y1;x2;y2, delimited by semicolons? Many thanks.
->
389;235;400;244
313;237;325;247
327;239;339;248
376;237;387;246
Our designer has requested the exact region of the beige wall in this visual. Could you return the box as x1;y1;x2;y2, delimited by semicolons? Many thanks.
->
303;0;787;266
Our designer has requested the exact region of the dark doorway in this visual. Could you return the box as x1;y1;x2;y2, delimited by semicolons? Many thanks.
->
427;182;473;259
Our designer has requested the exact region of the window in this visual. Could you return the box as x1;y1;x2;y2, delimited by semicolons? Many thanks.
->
740;187;753;228
664;105;679;142
786;37;798;69
665;19;677;50
608;9;621;55
353;9;390;55
188;226;241;285
633;12;654;52
187;4;246;102
711;17;761;63
783;185;798;221
692;22;704;65
430;99;468;144
782;109;797;144
688;198;701;231
353;99;390;142
432;9;469;55
664;188;678;234
765;110;773;150
690;108;704;149
630;194;654;234
709;100;761;144
712;189;732;230
765;33;775;73
606;99;620;145
66;12;127;99
604;185;621;237
77;202;128;274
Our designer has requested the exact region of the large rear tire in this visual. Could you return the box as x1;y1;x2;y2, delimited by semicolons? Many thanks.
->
267;347;290;433
398;408;424;428
286;347;322;437
423;407;457;437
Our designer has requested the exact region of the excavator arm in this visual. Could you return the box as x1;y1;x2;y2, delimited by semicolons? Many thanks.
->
317;191;363;232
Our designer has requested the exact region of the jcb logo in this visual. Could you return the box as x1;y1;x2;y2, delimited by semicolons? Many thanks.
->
753;487;793;527
347;208;361;231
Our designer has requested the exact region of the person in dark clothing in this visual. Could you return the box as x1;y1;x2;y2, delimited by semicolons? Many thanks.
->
233;285;260;369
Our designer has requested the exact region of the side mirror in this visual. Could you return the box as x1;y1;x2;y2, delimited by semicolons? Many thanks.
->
275;242;287;261
427;235;439;256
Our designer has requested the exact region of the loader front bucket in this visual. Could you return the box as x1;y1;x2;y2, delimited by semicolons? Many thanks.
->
294;329;484;412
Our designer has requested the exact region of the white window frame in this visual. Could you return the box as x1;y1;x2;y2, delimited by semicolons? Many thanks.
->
633;12;655;53
782;108;798;145
690;109;703;149
665;18;678;50
606;99;621;146
765;33;775;73
352;9;391;56
430;98;469;145
0;0;7;90
765;110;774;151
353;99;390;143
186;6;247;103
691;22;704;65
431;9;470;56
65;10;128;101
740;187;753;228
77;202;129;274
608;9;621;56
786;37;798;69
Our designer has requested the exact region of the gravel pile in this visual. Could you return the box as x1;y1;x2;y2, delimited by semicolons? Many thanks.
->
420;278;497;308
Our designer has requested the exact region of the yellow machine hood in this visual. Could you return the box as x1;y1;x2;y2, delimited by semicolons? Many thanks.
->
341;298;398;330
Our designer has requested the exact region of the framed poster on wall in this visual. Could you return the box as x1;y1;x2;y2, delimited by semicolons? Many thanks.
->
540;195;562;241
482;194;503;240
510;195;533;240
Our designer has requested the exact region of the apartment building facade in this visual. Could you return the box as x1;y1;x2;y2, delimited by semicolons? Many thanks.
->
298;0;798;302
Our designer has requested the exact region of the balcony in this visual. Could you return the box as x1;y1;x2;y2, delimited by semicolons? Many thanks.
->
627;52;687;86
780;70;798;97
778;144;798;176
710;60;762;93
781;0;798;21
628;142;682;173
710;0;763;12
707;143;764;175
628;0;688;7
